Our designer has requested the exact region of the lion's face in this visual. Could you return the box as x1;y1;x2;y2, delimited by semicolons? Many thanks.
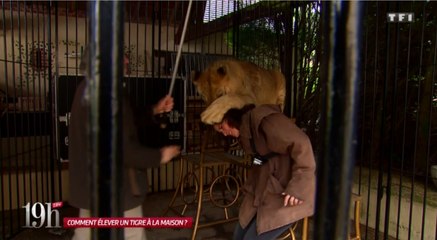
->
191;62;230;106
190;59;286;124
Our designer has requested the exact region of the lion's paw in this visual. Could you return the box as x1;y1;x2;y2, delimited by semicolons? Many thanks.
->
200;105;227;124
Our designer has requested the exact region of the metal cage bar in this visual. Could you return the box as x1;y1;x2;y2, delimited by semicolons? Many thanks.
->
314;1;363;239
87;1;125;239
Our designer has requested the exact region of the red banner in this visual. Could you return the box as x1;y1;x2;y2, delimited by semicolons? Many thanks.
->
63;217;193;228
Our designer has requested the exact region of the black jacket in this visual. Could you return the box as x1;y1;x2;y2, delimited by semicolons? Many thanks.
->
68;80;161;211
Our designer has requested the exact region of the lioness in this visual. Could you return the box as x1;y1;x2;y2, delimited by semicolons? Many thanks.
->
191;59;285;124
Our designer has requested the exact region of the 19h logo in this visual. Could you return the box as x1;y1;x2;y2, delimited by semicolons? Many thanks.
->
22;202;62;228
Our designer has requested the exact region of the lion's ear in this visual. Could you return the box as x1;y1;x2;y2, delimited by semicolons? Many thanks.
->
191;70;201;84
217;66;226;76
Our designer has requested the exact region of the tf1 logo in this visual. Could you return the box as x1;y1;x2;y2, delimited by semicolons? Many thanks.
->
387;13;414;23
22;202;63;228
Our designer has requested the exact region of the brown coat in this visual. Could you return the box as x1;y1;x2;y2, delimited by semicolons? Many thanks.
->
237;104;316;234
68;80;161;211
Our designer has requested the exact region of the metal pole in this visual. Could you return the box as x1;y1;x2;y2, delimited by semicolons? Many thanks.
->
314;1;363;239
88;1;125;239
168;0;192;96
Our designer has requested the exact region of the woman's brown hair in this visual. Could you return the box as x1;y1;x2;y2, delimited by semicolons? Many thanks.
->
222;104;256;129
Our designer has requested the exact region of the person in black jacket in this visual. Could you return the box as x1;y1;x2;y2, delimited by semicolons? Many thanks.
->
69;48;180;240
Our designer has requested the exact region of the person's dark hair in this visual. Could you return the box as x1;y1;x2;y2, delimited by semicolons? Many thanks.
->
222;104;255;129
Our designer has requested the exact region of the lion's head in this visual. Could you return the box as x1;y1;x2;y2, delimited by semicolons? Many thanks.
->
190;59;286;124
191;59;246;106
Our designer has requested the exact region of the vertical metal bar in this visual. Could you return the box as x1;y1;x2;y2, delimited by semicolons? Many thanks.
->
136;2;140;80
0;2;4;236
365;2;378;239
292;5;299;118
408;3;428;240
24;0;33;208
374;2;390;238
47;0;56;204
158;1;162;82
143;1;147;87
314;1;363;239
44;1;49;201
1;1;9;238
298;3;304;116
150;1;156;192
142;6;149;195
125;1;131;98
435;213;437;240
0;1;5;233
382;2;399;238
88;1;124;239
126;1;131;79
8;0;20;230
35;0;42;204
2;1;14;236
165;0;170;191
16;0;28;217
396;3;413;238
53;0;63;202
420;6;437;240
42;1;49;203
233;0;239;58
75;2;80;78
179;3;186;189
157;1;163;192
358;2;371;217
151;1;155;81
40;0;46;202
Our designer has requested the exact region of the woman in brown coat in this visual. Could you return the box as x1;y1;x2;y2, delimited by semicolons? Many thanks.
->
214;104;316;240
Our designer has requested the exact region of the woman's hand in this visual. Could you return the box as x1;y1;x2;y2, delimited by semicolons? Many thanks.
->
153;95;174;115
282;192;303;207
